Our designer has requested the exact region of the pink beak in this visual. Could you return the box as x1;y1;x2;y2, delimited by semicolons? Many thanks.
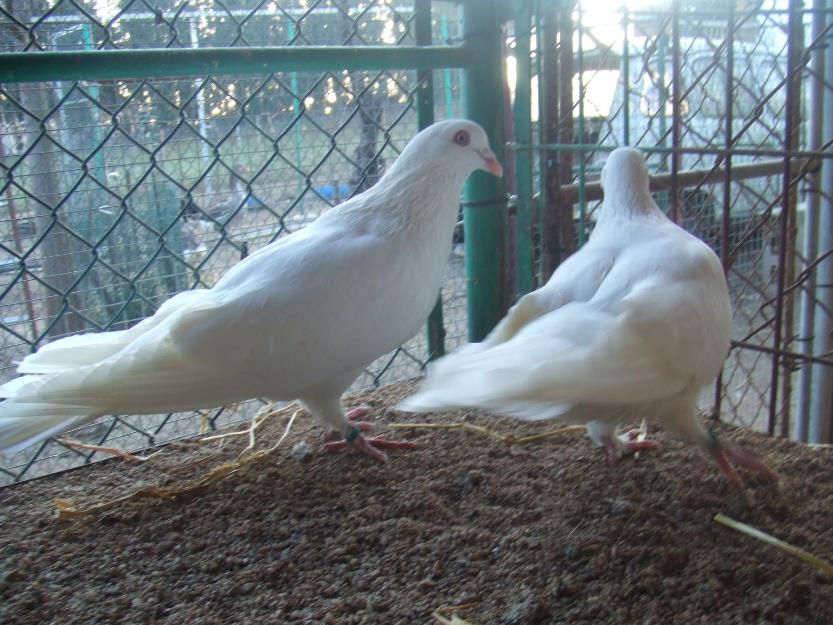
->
477;148;503;178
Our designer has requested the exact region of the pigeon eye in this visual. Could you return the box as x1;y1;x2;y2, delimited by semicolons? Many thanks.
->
453;130;470;147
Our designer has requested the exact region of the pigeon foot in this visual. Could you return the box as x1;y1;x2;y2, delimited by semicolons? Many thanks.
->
320;405;374;442
324;427;420;462
605;429;659;465
709;437;780;485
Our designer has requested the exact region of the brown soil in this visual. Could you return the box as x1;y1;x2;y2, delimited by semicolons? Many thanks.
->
1;381;832;625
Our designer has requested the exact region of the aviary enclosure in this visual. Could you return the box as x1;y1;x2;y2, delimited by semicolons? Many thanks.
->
0;0;831;482
2;2;833;624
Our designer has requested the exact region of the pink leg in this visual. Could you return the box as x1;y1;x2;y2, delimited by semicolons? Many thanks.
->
709;438;779;484
346;405;371;420
320;405;374;442
604;429;659;465
324;427;421;462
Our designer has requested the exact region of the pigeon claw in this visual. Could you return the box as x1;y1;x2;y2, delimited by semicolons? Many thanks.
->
709;439;780;485
325;428;420;462
345;405;372;420
604;429;659;465
321;407;374;442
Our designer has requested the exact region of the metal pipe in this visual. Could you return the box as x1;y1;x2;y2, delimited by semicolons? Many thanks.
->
731;340;833;369
769;0;802;437
797;0;828;441
189;19;214;199
576;0;587;245
670;0;681;224
810;0;833;443
714;0;735;421
506;142;833;160
780;6;805;438
556;159;803;204
0;45;472;83
462;0;506;341
512;0;534;297
415;0;446;361
622;6;630;146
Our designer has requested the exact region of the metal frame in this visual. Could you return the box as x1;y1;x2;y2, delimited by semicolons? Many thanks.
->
506;0;833;441
0;0;509;483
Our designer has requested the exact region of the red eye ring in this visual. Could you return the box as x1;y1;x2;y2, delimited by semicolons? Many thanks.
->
453;130;470;146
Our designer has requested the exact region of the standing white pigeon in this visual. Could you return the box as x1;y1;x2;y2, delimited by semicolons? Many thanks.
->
399;147;775;484
0;119;503;461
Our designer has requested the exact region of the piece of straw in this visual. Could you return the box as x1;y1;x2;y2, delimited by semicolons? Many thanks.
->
432;604;478;625
389;421;585;445
55;407;301;519
714;513;833;576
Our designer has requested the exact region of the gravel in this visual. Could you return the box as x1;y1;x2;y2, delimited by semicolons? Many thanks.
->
1;381;832;625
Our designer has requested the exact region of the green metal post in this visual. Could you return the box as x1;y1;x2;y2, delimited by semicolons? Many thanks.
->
0;46;471;83
462;0;506;341
512;0;534;296
534;0;546;285
576;0;587;246
622;6;630;146
81;25;107;234
416;0;446;360
440;15;455;117
287;21;305;216
657;30;669;213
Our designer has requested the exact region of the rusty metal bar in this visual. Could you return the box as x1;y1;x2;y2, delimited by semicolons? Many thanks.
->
556;159;805;204
797;0;828;441
714;0;736;420
670;0;682;223
732;341;833;369
507;142;833;160
769;0;802;437
540;0;576;279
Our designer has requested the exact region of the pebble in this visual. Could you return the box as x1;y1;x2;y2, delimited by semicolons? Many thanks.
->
291;441;313;463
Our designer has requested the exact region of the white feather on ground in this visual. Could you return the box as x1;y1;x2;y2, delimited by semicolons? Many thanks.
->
399;147;776;483
0;119;503;460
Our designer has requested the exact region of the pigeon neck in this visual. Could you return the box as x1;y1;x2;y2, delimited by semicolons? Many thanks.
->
383;161;469;214
597;186;662;223
342;161;467;237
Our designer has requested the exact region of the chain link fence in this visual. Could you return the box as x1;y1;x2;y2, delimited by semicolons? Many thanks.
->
508;0;833;438
0;0;472;483
4;0;833;484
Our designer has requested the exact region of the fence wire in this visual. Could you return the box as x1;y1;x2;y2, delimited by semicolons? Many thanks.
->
511;0;833;438
4;0;833;484
0;0;469;483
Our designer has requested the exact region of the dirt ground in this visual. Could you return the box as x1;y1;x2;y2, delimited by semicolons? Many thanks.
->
1;381;832;625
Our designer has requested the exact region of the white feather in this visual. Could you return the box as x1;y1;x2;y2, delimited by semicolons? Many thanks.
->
400;147;732;450
0;119;500;455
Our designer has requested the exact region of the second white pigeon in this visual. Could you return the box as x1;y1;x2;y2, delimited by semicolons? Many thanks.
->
399;147;775;484
0;119;503;461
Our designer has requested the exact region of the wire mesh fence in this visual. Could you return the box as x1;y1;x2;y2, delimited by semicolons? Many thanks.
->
0;0;471;483
508;0;833;439
3;0;833;484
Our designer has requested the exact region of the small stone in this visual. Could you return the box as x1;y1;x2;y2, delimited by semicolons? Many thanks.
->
291;441;313;463
501;587;550;624
607;498;631;515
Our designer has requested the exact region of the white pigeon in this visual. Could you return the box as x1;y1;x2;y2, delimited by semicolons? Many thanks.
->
0;119;503;461
399;147;775;484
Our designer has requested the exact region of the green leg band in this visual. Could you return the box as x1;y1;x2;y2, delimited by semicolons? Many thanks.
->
345;426;362;443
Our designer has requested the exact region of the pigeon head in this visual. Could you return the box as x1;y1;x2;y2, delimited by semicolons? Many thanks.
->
390;119;503;181
599;147;658;217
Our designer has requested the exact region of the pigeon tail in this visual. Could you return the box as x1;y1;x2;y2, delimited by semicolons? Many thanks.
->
0;400;95;456
17;290;208;374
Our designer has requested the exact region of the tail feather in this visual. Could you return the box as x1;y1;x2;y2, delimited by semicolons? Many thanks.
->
397;340;573;421
18;333;134;374
0;401;97;456
18;289;208;374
